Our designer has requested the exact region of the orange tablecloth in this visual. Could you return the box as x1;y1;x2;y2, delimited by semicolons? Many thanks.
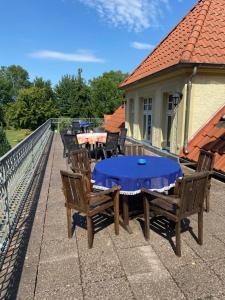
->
77;133;107;145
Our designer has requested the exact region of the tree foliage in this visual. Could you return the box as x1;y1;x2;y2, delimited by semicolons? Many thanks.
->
0;105;5;125
6;86;59;130
0;126;11;156
1;64;128;131
0;65;30;104
55;69;91;117
33;77;55;100
89;70;128;117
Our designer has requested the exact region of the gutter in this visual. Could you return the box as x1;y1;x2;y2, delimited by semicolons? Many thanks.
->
183;66;198;155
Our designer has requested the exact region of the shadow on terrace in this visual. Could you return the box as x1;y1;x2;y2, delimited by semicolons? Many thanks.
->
1;119;225;300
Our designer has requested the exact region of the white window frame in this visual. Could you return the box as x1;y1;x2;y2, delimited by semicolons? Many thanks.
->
164;95;173;149
143;98;153;143
129;99;135;136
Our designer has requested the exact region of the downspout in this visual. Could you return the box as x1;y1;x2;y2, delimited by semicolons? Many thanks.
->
183;66;198;155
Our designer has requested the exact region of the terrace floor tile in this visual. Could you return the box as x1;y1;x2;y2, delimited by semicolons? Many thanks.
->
10;133;225;300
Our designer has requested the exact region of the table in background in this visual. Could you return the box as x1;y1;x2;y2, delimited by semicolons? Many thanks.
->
92;156;183;233
77;132;107;145
79;121;89;133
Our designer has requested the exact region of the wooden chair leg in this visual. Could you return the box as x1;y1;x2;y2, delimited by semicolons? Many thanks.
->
175;220;181;257
205;188;210;212
87;216;94;248
198;210;203;245
114;190;120;235
122;195;129;227
66;208;72;238
143;196;150;240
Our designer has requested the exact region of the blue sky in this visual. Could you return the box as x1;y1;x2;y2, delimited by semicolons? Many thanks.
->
0;0;196;85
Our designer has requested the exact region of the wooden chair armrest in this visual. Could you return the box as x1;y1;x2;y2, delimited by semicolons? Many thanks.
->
70;166;89;175
141;188;180;206
87;186;121;204
181;161;197;167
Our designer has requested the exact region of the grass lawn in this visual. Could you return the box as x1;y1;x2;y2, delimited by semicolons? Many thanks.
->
6;129;32;147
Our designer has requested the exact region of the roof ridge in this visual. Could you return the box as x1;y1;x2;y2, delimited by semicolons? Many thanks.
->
180;0;212;62
120;1;200;87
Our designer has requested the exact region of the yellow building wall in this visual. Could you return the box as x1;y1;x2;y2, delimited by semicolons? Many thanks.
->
125;73;187;154
189;74;225;138
124;69;225;154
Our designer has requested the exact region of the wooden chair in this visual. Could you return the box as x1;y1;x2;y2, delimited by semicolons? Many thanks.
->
181;149;215;212
142;171;209;257
60;129;68;158
118;128;127;154
70;148;92;192
124;144;144;156
95;132;119;159
72;120;81;134
63;134;80;163
60;171;120;248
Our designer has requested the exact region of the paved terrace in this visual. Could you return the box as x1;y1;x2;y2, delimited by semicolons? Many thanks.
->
13;134;225;299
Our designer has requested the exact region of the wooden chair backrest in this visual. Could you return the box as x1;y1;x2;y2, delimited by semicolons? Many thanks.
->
70;148;91;178
60;128;67;137
105;132;119;150
72;121;81;134
118;128;128;147
179;171;209;215
60;170;88;212
63;134;79;151
196;149;215;172
124;144;144;156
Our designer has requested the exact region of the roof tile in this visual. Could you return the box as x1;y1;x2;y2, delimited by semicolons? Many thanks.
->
102;105;125;133
180;104;225;174
120;0;225;88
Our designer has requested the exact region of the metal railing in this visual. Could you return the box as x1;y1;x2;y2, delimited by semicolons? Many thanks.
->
0;117;105;265
51;117;104;132
0;119;52;265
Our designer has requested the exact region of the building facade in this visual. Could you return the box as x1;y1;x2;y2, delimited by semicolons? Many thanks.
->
120;0;225;155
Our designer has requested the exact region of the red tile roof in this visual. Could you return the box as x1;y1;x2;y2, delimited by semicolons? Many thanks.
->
120;0;225;88
102;105;125;133
180;104;225;173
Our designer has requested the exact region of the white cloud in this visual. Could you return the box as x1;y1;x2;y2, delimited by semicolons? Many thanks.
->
131;41;155;50
29;49;104;63
78;0;170;32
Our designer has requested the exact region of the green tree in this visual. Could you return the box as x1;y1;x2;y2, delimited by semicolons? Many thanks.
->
55;69;90;117
0;126;11;156
89;70;128;117
33;77;55;100
0;105;5;125
6;86;59;130
0;65;30;104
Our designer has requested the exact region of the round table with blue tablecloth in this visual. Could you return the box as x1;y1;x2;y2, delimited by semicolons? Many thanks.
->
92;155;183;233
92;156;183;195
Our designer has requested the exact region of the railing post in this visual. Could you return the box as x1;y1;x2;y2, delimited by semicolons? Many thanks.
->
31;139;35;172
2;163;11;241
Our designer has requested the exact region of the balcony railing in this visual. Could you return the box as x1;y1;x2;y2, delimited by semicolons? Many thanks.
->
0;117;104;266
0;120;52;266
51;117;104;132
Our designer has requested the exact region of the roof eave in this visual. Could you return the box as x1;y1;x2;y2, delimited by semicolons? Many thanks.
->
119;62;225;90
119;63;194;89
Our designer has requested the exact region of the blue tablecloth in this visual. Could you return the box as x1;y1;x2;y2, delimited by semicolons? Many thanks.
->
79;121;89;128
92;156;183;195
